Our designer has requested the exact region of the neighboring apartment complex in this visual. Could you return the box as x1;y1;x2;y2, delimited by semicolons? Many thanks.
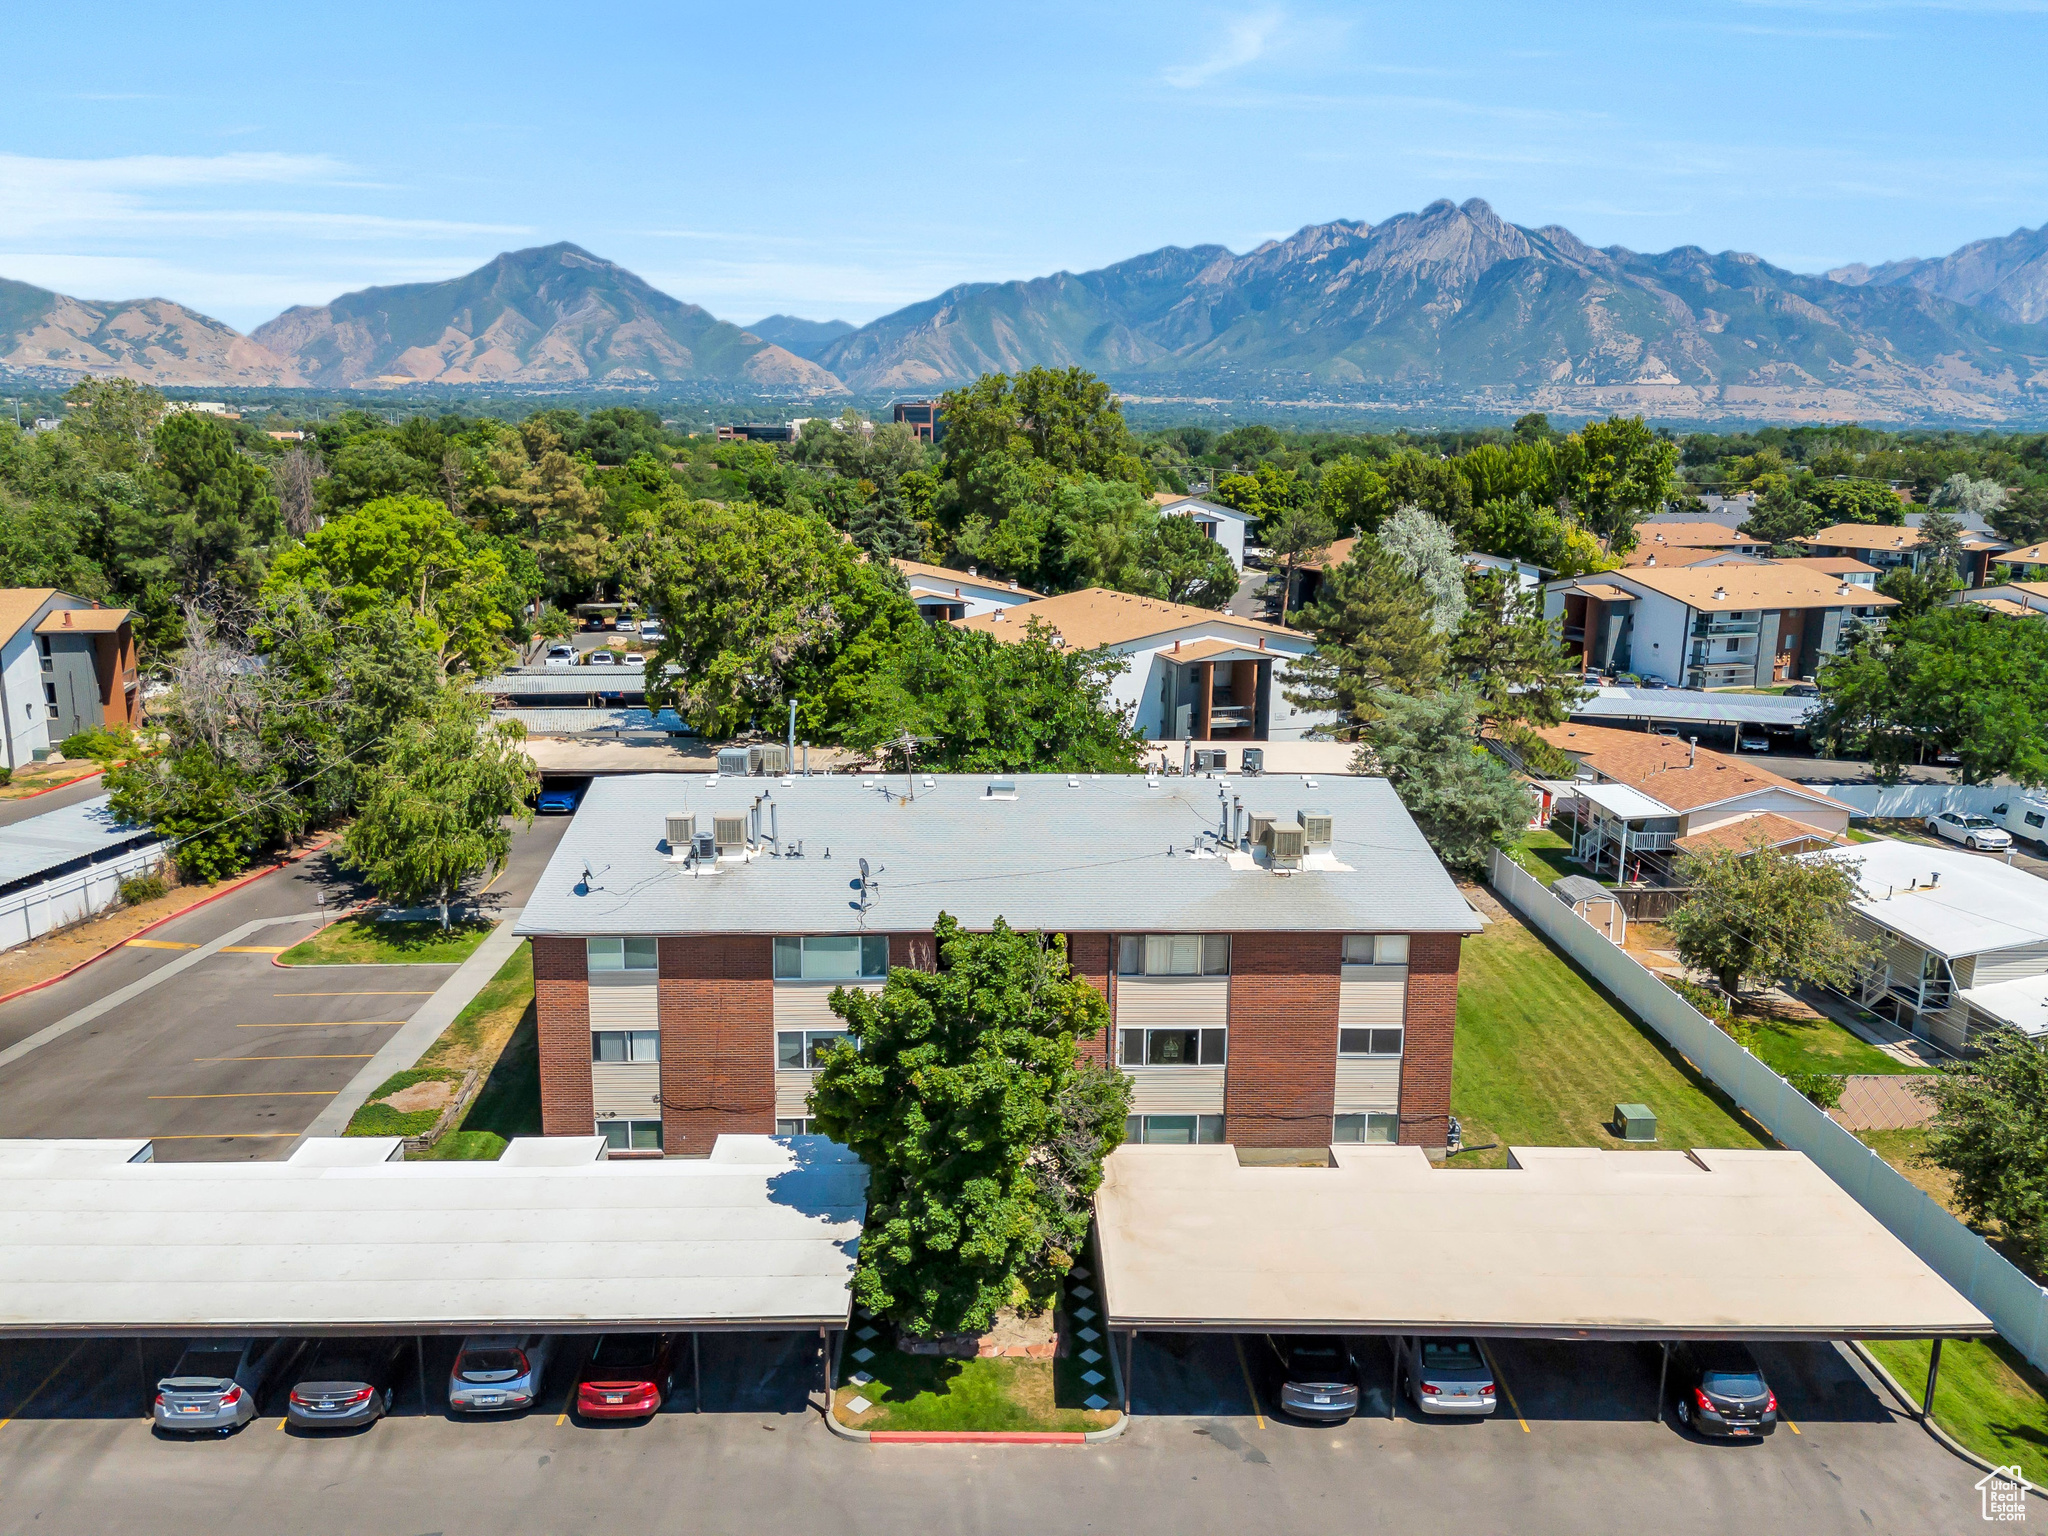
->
0;590;139;771
1150;493;1255;571
952;587;1334;743
515;773;1482;1159
892;559;1040;622
1545;563;1896;688
1795;523;2006;588
1622;522;1765;567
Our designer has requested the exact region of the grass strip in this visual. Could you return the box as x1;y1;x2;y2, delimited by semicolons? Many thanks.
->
1866;1336;2048;1487
278;915;493;966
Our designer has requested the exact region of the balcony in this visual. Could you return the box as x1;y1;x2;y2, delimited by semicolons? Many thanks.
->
1692;618;1760;637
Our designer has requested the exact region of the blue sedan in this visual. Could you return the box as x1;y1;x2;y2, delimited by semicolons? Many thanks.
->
536;787;582;815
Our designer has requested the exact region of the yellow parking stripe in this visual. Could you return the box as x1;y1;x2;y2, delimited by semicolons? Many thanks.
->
1786;1418;1801;1434
1232;1336;1267;1430
126;939;198;950
0;1343;84;1430
194;1054;374;1062
149;1091;336;1100
1477;1341;1529;1432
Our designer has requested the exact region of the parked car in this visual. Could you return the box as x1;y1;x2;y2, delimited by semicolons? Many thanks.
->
575;1333;677;1419
1668;1340;1777;1439
1400;1336;1496;1416
638;620;666;644
1637;676;1667;690
1264;1335;1360;1423
542;643;577;668
1926;810;2013;851
588;651;617;667
285;1339;405;1429
535;786;581;815
448;1334;554;1415
1737;731;1771;753
1991;795;2048;850
1650;724;1682;738
154;1337;299;1433
1784;682;1818;698
614;615;636;633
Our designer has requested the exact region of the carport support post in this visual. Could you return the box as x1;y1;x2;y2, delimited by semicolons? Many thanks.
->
1656;1342;1669;1423
1388;1337;1398;1418
1122;1330;1135;1416
136;1338;148;1414
692;1332;701;1413
1923;1337;1943;1418
416;1336;427;1412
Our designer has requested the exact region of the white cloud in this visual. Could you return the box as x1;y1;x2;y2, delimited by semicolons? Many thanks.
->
1163;11;1287;89
0;151;343;238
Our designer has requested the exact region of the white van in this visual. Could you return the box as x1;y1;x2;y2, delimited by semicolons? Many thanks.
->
1992;794;2048;850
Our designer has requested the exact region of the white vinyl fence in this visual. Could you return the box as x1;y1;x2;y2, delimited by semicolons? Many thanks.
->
0;843;168;954
1819;783;2010;819
1490;847;2048;1369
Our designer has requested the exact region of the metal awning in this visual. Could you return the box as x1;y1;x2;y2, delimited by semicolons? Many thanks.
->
1094;1144;1989;1340
1574;781;1675;821
0;1135;867;1337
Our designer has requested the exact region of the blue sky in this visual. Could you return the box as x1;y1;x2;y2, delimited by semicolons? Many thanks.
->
4;1;2044;333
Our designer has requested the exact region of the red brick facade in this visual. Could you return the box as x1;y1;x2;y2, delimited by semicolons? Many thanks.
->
1222;933;1343;1148
889;932;938;972
533;936;594;1136
1398;933;1462;1147
1066;932;1115;1068
658;936;774;1156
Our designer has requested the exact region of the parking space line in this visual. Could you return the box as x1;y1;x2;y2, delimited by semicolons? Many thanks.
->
1477;1342;1529;1433
1231;1336;1267;1430
126;939;198;950
0;1344;84;1429
194;1054;376;1062
1786;1418;1801;1434
148;1091;336;1100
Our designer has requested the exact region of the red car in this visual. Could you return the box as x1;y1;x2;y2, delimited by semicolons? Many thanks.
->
575;1333;677;1419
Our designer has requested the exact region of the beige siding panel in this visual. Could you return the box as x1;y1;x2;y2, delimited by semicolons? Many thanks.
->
1125;1067;1227;1113
1338;972;1407;1027
775;1071;818;1118
773;981;880;1030
591;1063;661;1120
1114;977;1230;1029
1970;943;2048;988
1333;1057;1401;1111
589;988;659;1029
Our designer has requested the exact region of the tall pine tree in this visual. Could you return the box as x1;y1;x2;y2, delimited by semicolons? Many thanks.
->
1284;540;1441;737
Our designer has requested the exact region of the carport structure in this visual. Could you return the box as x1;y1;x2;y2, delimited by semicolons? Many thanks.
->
0;1134;865;1412
1093;1144;1991;1418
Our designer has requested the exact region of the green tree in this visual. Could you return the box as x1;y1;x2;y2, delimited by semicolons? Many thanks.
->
61;377;164;472
1666;845;1874;1001
938;368;1145;524
1558;416;1679;554
1921;1032;2048;1268
1379;450;1473;536
1915;508;1969;580
848;492;924;560
844;620;1145;771
1144;510;1239;608
107;743;288;885
1315;456;1387;537
1990;485;2048;547
1358;688;1531;875
1806;479;1904;527
1740;477;1820;552
314;435;440;517
1214;460;1300;537
1285;541;1443;735
1377;505;1467;635
1875;562;1958;621
1929;472;2008;518
1266;503;1336;626
340;689;539;928
151;410;282;588
1449;568;1586;729
808;915;1127;1338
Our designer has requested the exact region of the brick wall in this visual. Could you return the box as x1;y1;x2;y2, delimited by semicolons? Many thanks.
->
1399;933;1462;1147
659;935;774;1155
889;931;937;972
532;936;594;1136
1067;933;1114;1067
1224;933;1341;1148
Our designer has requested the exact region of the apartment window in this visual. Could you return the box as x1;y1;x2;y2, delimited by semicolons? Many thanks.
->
1334;1113;1398;1144
1341;934;1409;966
1117;934;1230;976
598;1119;663;1153
1725;638;1740;654
1124;1114;1224;1145
1338;1028;1404;1057
37;636;51;670
773;934;888;980
588;937;657;972
776;1118;815;1136
1120;1027;1226;1066
592;1030;659;1064
777;1029;851;1069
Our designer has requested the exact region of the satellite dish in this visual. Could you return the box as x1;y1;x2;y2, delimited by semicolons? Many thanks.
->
859;857;871;881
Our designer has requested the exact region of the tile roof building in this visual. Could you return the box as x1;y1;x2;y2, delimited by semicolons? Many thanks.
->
0;590;139;772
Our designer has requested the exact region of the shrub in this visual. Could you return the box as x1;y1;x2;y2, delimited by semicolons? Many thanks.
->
59;727;133;764
118;870;169;906
0;765;10;788
1789;1071;1846;1111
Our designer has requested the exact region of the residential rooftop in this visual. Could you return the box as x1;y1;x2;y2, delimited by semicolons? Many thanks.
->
515;771;1482;939
1624;523;1761;565
1564;564;1899;612
1535;723;1837;816
0;795;158;894
1798;523;2004;553
1672;811;1847;858
892;558;1039;598
1810;837;2048;959
1568;686;1818;730
952;586;1299;649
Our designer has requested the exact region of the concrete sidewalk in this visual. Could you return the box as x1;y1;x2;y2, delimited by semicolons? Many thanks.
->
295;906;525;1143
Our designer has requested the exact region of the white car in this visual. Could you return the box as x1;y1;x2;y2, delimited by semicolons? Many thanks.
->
639;621;666;644
542;644;577;668
588;651;618;667
1927;811;2012;851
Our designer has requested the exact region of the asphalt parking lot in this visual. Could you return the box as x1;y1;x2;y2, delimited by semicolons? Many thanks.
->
0;1332;1984;1535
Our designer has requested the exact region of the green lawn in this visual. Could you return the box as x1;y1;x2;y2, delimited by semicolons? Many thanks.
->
1866;1337;2048;1487
344;1066;465;1137
1505;828;1584;886
1739;1009;1929;1078
279;914;494;966
833;1346;1113;1433
1450;903;1770;1166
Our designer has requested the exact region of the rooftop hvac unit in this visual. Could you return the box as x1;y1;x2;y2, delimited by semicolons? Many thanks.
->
1193;749;1228;772
1248;812;1277;848
1266;821;1305;867
1239;748;1265;777
712;813;749;852
716;746;751;776
692;831;716;861
1300;810;1334;848
665;812;696;851
750;743;789;776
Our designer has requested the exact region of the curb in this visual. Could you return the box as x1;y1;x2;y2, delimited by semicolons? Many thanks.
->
871;1431;1086;1444
1848;1340;2045;1496
0;836;337;1010
0;764;106;802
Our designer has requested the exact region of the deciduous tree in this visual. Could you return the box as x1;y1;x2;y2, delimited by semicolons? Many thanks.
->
1666;845;1874;1002
1921;1032;2048;1268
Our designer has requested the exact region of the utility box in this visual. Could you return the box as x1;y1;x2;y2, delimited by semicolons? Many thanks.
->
1611;1103;1657;1142
1239;748;1265;777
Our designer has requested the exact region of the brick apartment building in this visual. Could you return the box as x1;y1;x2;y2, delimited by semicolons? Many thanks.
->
516;773;1480;1160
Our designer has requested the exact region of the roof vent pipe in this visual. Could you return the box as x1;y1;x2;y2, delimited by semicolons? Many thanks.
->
1688;736;1697;767
1930;871;1941;887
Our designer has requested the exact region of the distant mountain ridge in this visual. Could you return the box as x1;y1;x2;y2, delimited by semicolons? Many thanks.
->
745;314;856;361
819;199;2048;423
1829;220;2048;327
251;243;844;393
0;276;299;386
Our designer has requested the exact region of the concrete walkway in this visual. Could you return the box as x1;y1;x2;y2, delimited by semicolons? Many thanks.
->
295;906;525;1142
1831;1074;1937;1131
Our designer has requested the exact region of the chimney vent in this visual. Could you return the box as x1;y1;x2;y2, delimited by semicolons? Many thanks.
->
985;777;1019;801
1930;871;1942;887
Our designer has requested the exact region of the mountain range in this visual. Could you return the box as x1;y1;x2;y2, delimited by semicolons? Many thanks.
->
4;202;2047;422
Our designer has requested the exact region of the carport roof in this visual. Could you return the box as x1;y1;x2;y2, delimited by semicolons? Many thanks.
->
1094;1144;1989;1339
0;1135;867;1336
